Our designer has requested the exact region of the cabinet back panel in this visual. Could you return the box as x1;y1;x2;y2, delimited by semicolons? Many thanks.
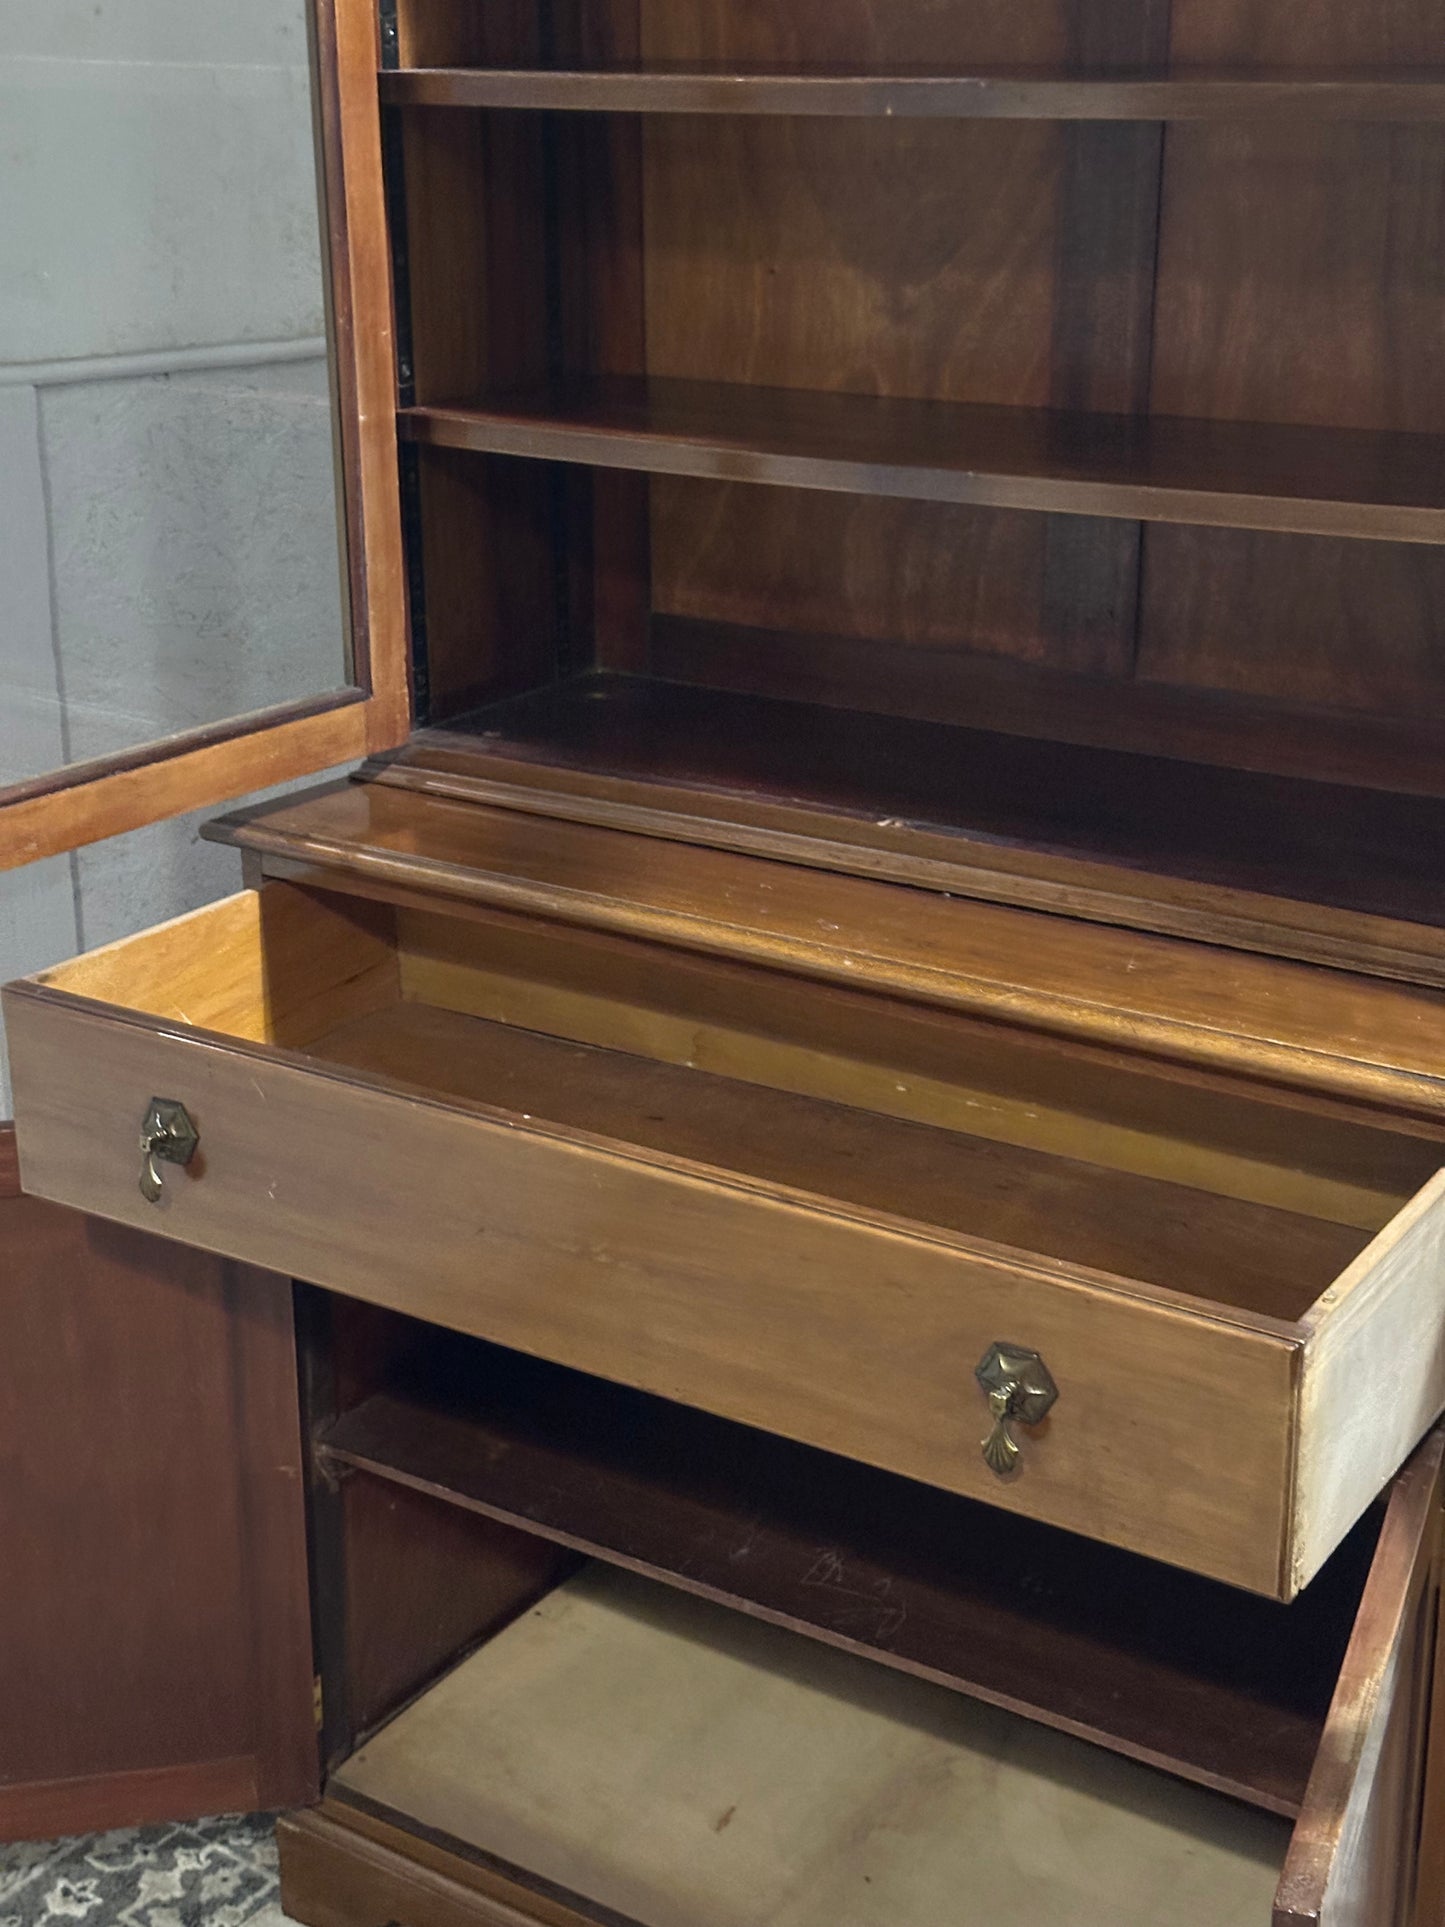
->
637;0;1163;686
650;484;1129;677
1142;116;1445;723
640;118;1062;404
1168;0;1445;66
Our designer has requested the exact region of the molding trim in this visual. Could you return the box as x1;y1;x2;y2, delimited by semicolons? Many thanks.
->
0;1756;260;1845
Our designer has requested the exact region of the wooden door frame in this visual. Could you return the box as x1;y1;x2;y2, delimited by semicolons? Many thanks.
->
0;1127;319;1838
0;0;410;872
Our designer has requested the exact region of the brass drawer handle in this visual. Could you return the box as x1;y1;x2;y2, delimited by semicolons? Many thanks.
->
975;1343;1058;1477
139;1098;199;1203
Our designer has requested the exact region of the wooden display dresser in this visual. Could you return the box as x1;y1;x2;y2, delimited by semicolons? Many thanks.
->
8;0;1445;1919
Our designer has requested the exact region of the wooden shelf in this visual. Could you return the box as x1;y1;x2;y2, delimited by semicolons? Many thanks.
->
379;671;1445;983
653;615;1445;800
316;1344;1380;1819
379;64;1445;121
399;378;1445;543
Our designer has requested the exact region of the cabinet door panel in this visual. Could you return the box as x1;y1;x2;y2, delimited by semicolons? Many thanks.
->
0;0;408;873
1274;1431;1444;1926
0;1128;316;1840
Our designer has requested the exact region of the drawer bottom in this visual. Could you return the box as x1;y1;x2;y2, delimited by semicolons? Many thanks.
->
322;1563;1288;1927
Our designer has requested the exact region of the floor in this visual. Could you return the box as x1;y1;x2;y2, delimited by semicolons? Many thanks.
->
0;1814;291;1927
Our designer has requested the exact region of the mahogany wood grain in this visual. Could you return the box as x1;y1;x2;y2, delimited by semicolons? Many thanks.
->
0;1124;20;1197
0;0;409;870
380;65;1445;119
1153;146;1445;443
279;1800;623;1927
632;0;1153;690
340;1475;575;1744
653;612;1445;795
393;0;539;68
316;0;412;749
1169;0;1445;67
0;1176;315;1837
315;1341;1381;1816
1142;0;1445;756
1408;1576;1445;1927
551;1;652;676
0;694;375;872
1274;1430;1445;1926
295;1280;576;1765
379;674;1445;986
648;486;1095;676
0;1761;269;1847
1140;529;1445;723
399;378;1445;543
395;67;556;715
1044;0;1167;676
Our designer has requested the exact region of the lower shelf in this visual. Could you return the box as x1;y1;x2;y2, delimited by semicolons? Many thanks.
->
377;667;1445;983
317;1340;1379;1819
329;1563;1291;1927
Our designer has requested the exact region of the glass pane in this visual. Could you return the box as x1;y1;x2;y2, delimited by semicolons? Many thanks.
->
0;0;352;791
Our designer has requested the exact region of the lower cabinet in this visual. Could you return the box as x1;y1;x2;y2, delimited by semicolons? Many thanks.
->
0;1132;316;1840
277;1305;1445;1927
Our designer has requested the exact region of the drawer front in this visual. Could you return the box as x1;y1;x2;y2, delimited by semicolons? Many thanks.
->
6;979;1296;1592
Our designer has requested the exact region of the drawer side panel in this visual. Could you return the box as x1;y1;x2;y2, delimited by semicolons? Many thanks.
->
1293;1172;1445;1593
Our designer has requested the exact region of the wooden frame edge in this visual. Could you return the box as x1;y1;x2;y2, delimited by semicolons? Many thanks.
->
1274;1430;1445;1924
0;700;376;870
0;1756;260;1845
279;1799;625;1927
0;1125;20;1197
317;0;411;752
1290;1173;1445;1593
0;0;410;875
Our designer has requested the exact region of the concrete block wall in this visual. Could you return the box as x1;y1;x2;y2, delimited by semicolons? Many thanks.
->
0;0;353;1113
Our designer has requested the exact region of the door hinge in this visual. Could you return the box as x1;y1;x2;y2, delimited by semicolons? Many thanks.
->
313;1674;325;1731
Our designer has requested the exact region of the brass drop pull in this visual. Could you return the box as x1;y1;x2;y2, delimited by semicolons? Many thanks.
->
975;1343;1058;1477
139;1098;199;1203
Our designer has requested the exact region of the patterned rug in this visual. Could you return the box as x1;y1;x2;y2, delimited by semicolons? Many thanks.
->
0;1814;291;1927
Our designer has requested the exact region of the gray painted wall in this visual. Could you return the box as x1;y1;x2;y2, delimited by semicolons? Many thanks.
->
0;0;354;1112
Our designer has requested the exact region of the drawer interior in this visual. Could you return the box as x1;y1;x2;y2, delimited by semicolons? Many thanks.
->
44;880;1442;1324
328;1559;1293;1927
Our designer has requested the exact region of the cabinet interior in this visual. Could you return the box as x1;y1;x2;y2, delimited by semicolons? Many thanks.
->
310;1302;1383;1829
329;1560;1294;1927
374;0;1445;974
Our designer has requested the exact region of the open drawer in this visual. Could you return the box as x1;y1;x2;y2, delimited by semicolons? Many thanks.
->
281;1393;1445;1927
7;878;1445;1597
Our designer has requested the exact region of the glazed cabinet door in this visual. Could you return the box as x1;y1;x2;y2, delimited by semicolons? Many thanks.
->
0;1128;317;1839
0;0;407;873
